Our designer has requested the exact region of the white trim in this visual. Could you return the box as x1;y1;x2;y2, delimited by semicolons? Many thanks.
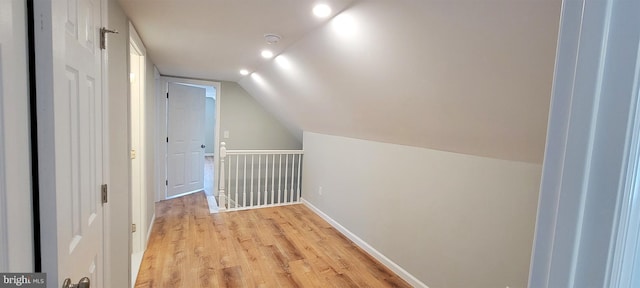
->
128;22;146;55
130;251;143;288
146;213;155;245
606;19;640;287
226;149;304;155
530;0;640;286
165;188;202;200
128;21;147;256
205;153;215;157
301;199;429;288
131;212;154;288
207;195;219;213
154;67;164;203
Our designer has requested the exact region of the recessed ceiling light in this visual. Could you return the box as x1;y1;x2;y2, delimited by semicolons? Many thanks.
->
261;50;274;59
240;69;249;76
313;4;332;18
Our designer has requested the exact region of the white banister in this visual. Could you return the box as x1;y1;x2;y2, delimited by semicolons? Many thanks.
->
278;154;282;204
243;155;247;208
250;155;254;207
218;142;227;211
257;155;261;206
264;155;269;205
235;155;239;209
284;154;289;204
287;155;296;202
297;154;302;200
218;143;304;211
271;154;275;205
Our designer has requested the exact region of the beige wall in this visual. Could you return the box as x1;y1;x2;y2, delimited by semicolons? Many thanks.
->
107;0;130;286
219;81;301;150
110;2;160;284
239;1;560;164
302;131;542;288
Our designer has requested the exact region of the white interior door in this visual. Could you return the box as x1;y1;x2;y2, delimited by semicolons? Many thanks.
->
167;83;206;198
35;0;105;286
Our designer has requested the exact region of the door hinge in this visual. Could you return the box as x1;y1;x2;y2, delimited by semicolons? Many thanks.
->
101;184;108;204
132;224;137;233
165;180;168;186
100;27;119;50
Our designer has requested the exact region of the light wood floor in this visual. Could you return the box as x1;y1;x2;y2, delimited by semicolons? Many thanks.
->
134;192;411;287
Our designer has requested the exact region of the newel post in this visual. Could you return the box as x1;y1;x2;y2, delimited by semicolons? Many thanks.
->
218;142;227;211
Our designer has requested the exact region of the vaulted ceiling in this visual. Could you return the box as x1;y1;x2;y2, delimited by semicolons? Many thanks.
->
119;0;561;163
118;0;355;81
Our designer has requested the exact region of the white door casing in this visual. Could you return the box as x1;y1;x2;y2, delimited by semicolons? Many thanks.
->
35;0;106;286
129;40;145;254
167;82;205;198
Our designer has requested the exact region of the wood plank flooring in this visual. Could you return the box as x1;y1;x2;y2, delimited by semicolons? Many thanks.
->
134;192;411;287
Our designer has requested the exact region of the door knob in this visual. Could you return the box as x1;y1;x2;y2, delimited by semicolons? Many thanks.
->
62;277;90;288
201;144;206;148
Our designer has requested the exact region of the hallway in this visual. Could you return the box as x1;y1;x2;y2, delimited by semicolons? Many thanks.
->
134;192;411;287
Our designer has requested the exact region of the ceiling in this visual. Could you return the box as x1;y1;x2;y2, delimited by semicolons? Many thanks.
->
120;0;561;163
118;0;355;82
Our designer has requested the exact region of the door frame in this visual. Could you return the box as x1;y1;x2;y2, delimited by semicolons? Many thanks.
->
157;76;221;201
128;22;147;256
528;0;640;286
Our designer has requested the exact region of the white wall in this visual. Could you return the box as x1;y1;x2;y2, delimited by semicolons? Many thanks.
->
219;81;301;150
107;0;131;286
0;0;33;272
144;58;156;237
302;132;542;288
205;97;216;154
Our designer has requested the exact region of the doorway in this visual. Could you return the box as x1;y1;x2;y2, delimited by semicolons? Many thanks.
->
129;23;148;286
159;77;221;212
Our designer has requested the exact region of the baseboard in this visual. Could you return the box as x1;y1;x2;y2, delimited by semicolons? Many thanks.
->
207;195;219;213
145;213;155;247
301;198;429;288
131;251;144;288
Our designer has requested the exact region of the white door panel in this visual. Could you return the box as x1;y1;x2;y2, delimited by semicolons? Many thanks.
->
36;0;105;286
60;0;104;285
168;83;205;198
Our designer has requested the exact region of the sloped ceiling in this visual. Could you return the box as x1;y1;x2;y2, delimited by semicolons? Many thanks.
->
239;0;561;163
118;0;355;81
120;0;561;164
